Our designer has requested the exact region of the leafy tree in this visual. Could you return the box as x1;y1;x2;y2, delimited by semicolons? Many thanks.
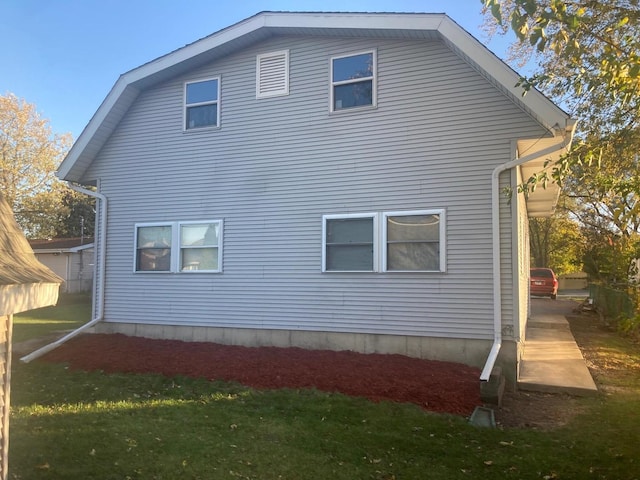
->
482;1;640;286
55;189;96;239
529;214;585;274
482;0;639;133
0;92;83;238
481;0;639;191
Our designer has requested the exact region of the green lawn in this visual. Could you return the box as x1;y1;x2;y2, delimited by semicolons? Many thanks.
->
8;300;640;479
13;293;91;343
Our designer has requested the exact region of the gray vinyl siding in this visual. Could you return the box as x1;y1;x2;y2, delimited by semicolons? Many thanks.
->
83;35;546;341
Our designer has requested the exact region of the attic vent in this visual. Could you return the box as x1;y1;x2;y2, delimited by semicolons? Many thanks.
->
256;50;289;99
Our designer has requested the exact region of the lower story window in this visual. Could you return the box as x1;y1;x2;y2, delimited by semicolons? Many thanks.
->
383;211;444;272
135;220;223;273
323;214;376;272
180;222;221;272
322;210;445;273
136;224;172;272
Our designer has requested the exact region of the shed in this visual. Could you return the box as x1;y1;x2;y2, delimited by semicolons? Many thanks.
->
29;238;94;293
0;194;62;480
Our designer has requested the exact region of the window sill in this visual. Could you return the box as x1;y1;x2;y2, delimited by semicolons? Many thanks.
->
182;125;221;133
329;104;378;116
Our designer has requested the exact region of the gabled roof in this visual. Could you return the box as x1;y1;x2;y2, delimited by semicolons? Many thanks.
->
29;237;94;253
0;193;62;315
57;11;576;215
0;195;63;286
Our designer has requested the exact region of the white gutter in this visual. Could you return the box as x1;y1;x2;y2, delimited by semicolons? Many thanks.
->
480;138;572;381
21;184;107;363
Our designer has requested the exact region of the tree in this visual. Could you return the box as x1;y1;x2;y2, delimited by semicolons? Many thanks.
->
483;1;639;131
482;0;639;186
529;214;585;274
483;1;640;285
54;189;96;239
0;93;76;238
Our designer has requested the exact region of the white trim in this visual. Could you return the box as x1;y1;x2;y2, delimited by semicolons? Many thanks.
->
329;49;377;113
256;50;290;99
183;76;221;131
381;209;446;273
322;212;378;272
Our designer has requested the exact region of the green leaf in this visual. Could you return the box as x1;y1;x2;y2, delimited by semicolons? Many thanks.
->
530;29;541;46
490;1;503;25
521;0;536;16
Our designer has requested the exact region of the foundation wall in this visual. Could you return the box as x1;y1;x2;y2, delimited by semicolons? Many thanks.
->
94;322;518;385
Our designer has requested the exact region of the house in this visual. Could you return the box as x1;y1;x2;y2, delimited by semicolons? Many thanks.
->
54;12;576;386
0;194;62;480
28;238;94;293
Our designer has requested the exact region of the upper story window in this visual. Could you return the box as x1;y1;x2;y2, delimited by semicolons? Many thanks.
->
135;220;223;273
184;78;220;130
330;51;376;112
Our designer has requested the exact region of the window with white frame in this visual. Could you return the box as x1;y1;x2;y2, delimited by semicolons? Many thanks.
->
322;210;445;273
322;213;376;272
330;51;376;111
135;224;173;272
179;221;222;272
383;210;445;272
184;78;220;130
135;220;223;273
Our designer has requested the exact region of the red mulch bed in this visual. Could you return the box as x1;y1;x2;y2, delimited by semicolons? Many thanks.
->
41;333;482;416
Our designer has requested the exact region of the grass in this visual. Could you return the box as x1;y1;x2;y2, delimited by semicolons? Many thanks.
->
8;300;640;479
13;293;91;343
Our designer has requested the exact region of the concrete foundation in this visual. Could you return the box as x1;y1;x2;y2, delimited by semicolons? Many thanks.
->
93;322;519;384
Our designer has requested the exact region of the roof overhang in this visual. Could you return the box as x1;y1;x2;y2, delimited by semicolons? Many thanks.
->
31;243;94;254
0;283;60;316
57;11;576;185
517;121;576;217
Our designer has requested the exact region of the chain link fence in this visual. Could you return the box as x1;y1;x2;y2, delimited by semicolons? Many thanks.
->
589;284;638;321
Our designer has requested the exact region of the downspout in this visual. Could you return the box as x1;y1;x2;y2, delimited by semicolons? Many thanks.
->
21;183;107;363
480;138;571;381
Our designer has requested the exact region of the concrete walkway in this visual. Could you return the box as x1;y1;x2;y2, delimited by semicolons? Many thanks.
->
518;302;598;396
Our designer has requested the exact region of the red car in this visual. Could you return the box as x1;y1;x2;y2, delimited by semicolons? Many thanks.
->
530;268;558;299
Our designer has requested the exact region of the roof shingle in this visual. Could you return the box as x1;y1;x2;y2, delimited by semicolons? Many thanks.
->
0;194;63;285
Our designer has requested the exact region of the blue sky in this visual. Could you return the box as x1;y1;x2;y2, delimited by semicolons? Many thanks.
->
1;0;513;139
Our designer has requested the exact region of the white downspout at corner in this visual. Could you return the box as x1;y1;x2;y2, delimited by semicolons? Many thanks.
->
21;183;107;363
480;138;572;381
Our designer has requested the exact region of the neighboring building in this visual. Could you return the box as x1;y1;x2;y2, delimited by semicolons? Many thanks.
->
29;238;94;293
56;12;576;386
0;194;62;480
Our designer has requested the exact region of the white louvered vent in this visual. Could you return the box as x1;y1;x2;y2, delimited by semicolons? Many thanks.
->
256;50;289;99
